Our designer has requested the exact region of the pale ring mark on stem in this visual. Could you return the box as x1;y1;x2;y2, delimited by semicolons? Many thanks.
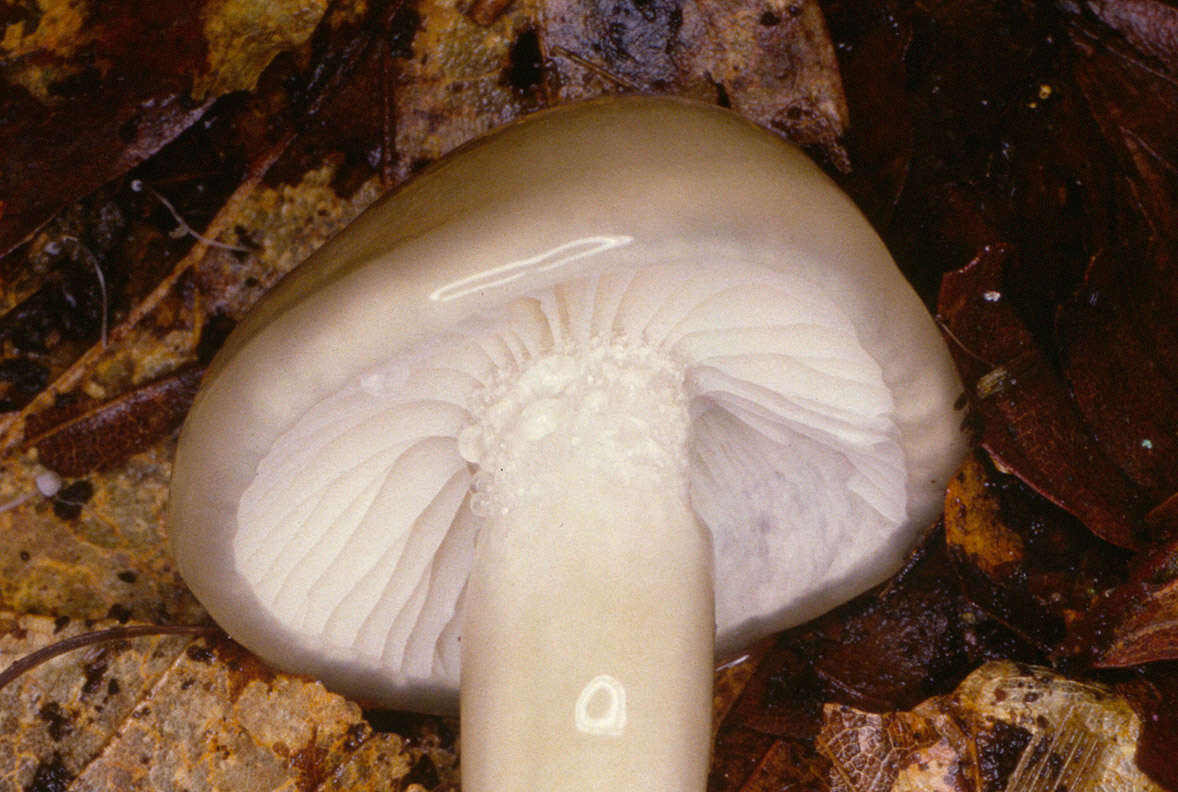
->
574;674;627;737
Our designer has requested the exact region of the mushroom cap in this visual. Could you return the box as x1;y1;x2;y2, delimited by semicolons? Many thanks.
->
169;95;967;713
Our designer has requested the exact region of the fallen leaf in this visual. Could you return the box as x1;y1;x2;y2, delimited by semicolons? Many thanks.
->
944;452;1129;651
1054;6;1178;517
0;445;203;626
816;661;1166;792
0;0;333;257
819;0;914;227
1058;535;1178;667
27;365;204;477
937;245;1145;549
1;611;197;789
818;705;960;792
710;529;1041;791
0;611;458;791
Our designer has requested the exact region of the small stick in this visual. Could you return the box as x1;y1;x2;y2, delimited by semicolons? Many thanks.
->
549;46;645;93
0;624;221;692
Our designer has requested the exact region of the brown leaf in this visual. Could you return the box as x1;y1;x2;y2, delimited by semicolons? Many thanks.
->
676;0;850;167
27;365;204;477
1115;664;1178;791
944;452;1129;651
1059;541;1178;667
821;0;915;227
0;0;399;438
1053;8;1178;512
1058;262;1178;506
710;734;829;792
0;443;204;626
1084;0;1178;76
816;662;1165;792
817;705;960;792
0;611;458;791
1091;581;1178;667
937;245;1145;548
710;530;1039;791
0;0;331;257
0;612;196;789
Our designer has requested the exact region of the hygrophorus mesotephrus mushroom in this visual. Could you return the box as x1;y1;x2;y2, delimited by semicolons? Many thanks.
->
169;96;968;792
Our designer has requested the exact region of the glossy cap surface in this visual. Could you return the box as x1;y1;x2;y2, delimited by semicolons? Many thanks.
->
169;96;967;711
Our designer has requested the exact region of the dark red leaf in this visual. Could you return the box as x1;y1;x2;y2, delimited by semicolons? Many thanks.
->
1059;537;1178;667
1117;664;1178;792
822;0;915;229
937;245;1145;548
945;453;1130;652
28;365;204;476
1059;579;1178;667
0;0;215;257
1057;256;1178;504
1081;1;1178;83
1065;14;1178;396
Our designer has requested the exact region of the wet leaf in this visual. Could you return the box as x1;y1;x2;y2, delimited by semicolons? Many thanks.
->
711;529;1041;791
28;365;204;477
0;446;204;625
388;0;847;181
0;0;330;257
819;0;914;227
818;706;960;792
937;245;1144;549
1059;536;1178;667
1053;6;1178;523
816;661;1167;792
1057;268;1178;506
944;452;1129;651
0;611;458;791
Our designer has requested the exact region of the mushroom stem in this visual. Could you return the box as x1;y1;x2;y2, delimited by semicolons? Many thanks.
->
460;467;715;790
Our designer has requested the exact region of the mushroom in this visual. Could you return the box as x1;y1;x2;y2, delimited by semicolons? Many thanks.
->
169;96;967;790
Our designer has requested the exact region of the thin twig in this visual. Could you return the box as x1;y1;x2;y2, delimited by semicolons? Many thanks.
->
549;45;645;92
0;624;221;692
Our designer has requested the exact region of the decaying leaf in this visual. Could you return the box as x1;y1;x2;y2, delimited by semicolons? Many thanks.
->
27;366;205;477
937;246;1144;549
944;452;1129;651
816;661;1165;792
710;527;1043;791
0;446;204;626
390;0;848;183
0;611;458;791
1061;572;1178;669
819;706;957;792
7;0;1178;789
0;0;333;257
1;611;193;790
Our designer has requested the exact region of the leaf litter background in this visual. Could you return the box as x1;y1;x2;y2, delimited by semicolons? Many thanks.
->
2;0;1178;790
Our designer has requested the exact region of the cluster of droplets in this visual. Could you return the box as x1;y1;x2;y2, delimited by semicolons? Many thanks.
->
458;335;690;518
